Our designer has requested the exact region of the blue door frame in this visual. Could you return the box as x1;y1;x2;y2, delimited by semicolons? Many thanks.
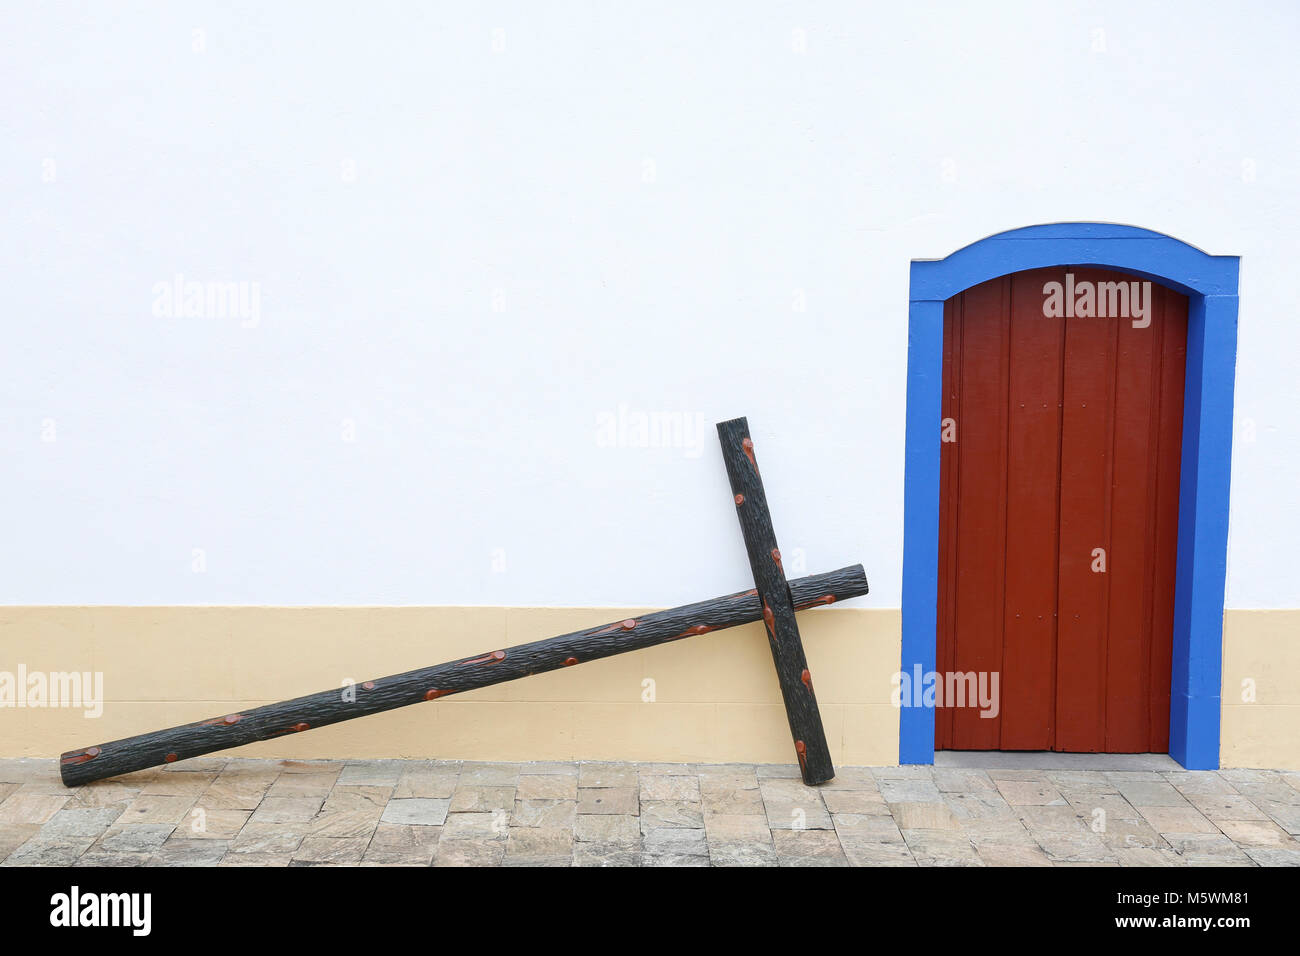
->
901;223;1239;769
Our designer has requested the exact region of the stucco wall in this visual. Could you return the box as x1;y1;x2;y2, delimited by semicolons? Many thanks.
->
3;4;1297;769
2;2;1297;611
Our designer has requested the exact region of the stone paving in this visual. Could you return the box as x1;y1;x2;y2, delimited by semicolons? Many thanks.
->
1;758;1297;866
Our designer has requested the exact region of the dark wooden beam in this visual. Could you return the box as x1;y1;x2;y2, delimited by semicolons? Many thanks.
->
60;565;867;786
717;417;835;784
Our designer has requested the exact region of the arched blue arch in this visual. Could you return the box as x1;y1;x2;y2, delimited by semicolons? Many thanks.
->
902;223;1239;769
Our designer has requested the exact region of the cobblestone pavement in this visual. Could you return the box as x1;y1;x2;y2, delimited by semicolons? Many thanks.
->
1;758;1298;866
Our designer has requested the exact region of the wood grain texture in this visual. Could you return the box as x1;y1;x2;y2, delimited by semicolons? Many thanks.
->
1148;288;1186;753
1055;269;1121;752
716;417;835;785
1000;271;1064;750
60;565;868;786
948;277;1009;750
937;268;1187;754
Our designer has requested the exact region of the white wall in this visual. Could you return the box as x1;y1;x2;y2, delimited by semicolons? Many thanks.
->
2;1;1297;608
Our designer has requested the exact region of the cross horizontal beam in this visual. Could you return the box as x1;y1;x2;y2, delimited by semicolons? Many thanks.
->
60;565;868;786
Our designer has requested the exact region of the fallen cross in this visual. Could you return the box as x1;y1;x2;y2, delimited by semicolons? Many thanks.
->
60;417;868;787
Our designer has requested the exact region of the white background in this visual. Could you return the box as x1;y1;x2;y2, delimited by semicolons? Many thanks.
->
2;2;1297;607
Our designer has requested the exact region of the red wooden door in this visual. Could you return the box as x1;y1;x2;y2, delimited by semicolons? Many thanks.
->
936;267;1186;753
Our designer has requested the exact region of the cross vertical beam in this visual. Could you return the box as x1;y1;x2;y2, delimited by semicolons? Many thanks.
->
717;416;835;784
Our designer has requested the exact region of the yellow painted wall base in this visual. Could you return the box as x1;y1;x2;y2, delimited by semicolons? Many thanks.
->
1;606;1294;769
1220;609;1300;770
0;606;901;767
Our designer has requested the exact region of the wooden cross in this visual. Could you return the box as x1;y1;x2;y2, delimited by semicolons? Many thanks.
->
60;418;865;786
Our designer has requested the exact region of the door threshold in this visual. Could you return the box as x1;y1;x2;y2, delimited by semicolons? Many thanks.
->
933;751;1182;771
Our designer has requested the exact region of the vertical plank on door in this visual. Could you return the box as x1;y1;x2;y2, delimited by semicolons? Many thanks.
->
1102;269;1162;751
1148;285;1188;751
1055;287;1119;753
948;277;1010;749
999;269;1066;750
936;297;962;750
